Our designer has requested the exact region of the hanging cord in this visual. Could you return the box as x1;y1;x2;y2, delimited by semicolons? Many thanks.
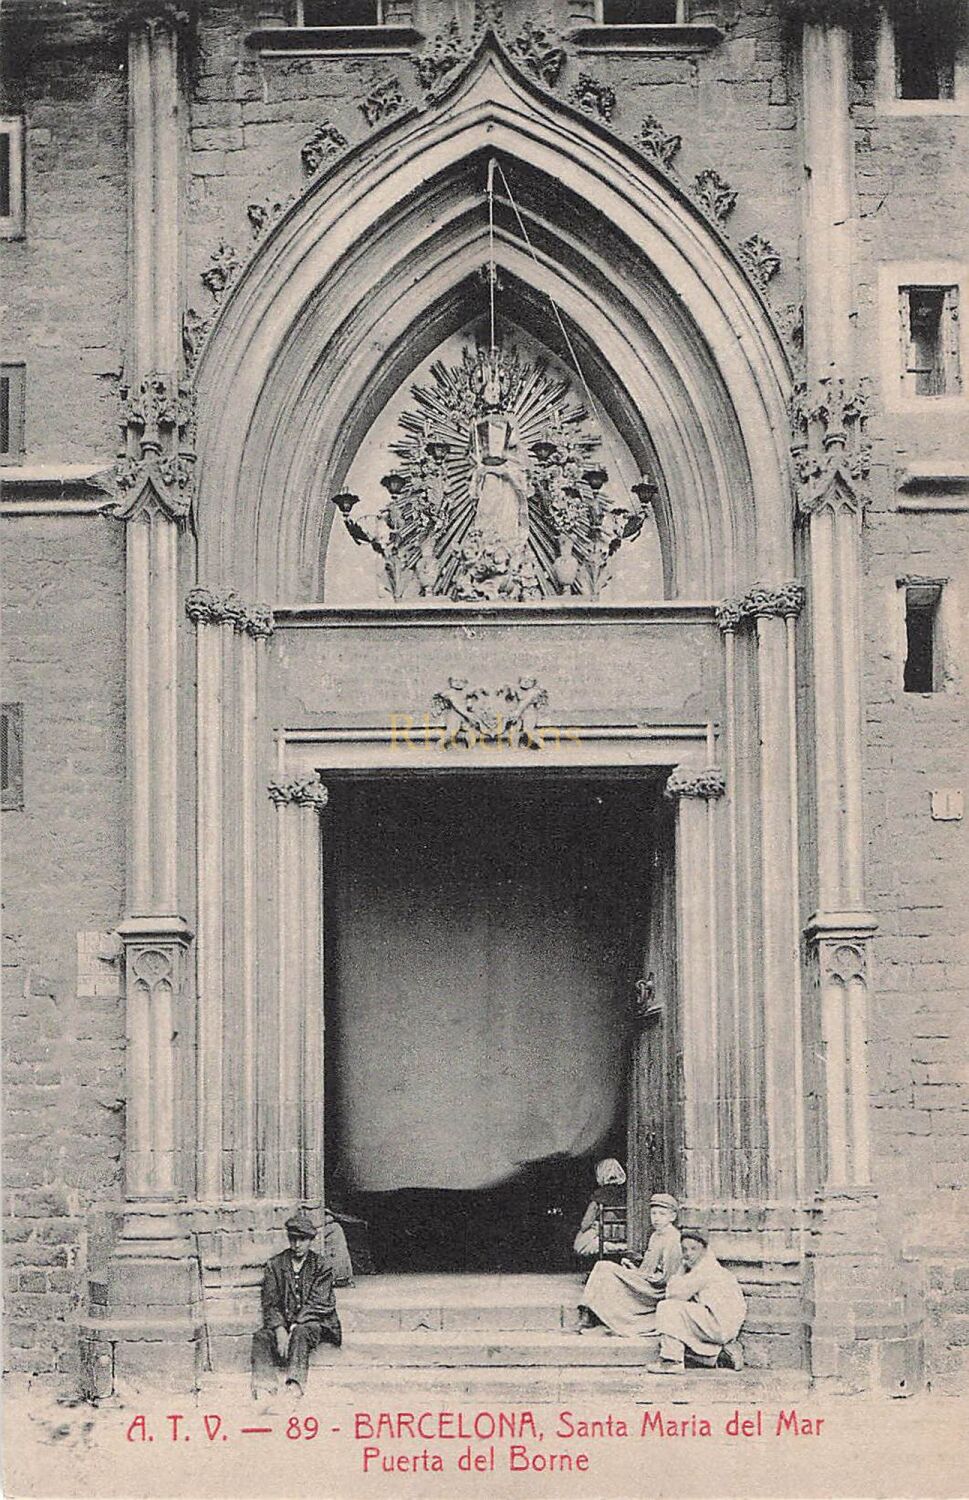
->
487;156;497;358
492;158;629;484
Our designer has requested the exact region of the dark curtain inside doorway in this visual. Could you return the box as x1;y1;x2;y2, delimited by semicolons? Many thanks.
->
323;775;655;1268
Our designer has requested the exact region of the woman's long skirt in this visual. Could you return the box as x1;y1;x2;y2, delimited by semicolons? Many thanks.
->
579;1260;662;1337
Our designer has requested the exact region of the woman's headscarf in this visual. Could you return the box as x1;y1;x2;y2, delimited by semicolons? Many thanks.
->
594;1158;627;1187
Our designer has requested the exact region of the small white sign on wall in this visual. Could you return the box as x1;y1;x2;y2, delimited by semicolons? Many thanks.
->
930;789;964;822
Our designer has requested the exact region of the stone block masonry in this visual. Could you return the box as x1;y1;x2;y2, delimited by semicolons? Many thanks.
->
1;519;127;1376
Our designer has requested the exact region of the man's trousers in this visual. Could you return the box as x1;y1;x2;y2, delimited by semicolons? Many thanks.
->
251;1321;340;1392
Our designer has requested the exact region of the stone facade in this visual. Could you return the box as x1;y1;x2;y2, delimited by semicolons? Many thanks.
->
1;0;967;1393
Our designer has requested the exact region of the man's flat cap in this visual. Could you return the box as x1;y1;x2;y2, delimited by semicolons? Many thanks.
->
284;1209;318;1239
649;1193;679;1213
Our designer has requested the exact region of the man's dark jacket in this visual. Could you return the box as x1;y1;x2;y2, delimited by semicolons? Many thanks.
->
260;1249;342;1344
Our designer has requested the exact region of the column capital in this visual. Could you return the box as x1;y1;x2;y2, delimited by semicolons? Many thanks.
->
185;587;274;638
664;766;726;801
717;580;805;630
267;774;329;811
117;914;194;946
804;911;878;945
123;1;196;35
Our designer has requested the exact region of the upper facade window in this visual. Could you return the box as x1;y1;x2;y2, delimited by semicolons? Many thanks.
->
297;0;381;22
0;117;25;239
0;363;26;463
895;15;955;100
901;286;961;398
875;9;968;114
601;1;681;20
879;262;969;410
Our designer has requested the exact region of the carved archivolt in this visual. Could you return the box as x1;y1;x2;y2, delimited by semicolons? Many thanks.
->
267;774;329;810
664;767;726;800
185;587;274;638
716;580;805;631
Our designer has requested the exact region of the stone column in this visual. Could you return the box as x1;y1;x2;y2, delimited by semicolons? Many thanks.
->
81;4;200;1397
717;584;806;1201
266;775;328;1207
748;582;807;1202
185;589;275;1202
666;767;725;1202
795;22;922;1393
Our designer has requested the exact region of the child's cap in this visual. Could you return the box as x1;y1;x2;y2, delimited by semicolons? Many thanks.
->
680;1226;709;1246
649;1193;679;1213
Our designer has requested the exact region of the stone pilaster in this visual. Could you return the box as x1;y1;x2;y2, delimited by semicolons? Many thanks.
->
665;767;725;1201
717;583;807;1200
796;19;922;1393
186;589;274;1202
267;775;328;1205
81;5;201;1398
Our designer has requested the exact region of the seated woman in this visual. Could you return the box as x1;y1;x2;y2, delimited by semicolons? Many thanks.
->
573;1158;627;1259
578;1192;682;1336
322;1208;354;1287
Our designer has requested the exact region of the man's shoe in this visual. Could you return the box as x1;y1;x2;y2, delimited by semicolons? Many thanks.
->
284;1379;305;1403
647;1359;685;1375
719;1340;745;1371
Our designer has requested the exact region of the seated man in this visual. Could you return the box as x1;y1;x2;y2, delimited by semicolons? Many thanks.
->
251;1209;342;1401
648;1226;746;1374
578;1192;682;1337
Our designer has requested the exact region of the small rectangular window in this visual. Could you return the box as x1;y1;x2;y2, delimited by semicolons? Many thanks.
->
895;16;955;100
298;0;381;24
1;704;24;811
0;117;25;238
900;286;961;397
601;0;681;20
0;362;26;463
903;583;944;693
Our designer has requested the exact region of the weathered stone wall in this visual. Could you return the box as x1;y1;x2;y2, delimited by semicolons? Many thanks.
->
0;28;125;460
852;19;969;1388
1;518;127;1376
2;0;968;1387
184;1;800;342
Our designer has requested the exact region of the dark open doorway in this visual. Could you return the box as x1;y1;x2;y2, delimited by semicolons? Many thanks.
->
323;772;664;1273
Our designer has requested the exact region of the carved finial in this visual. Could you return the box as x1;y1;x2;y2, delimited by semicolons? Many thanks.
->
360;79;404;127
200;241;242;303
300;122;349;175
570;74;616;122
693;168;738;226
738;233;781;289
639;114;682;170
509;21;566;87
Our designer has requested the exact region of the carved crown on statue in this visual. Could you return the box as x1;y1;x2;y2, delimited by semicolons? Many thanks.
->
330;345;657;604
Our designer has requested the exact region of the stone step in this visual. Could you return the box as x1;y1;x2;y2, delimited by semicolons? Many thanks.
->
200;1365;812;1405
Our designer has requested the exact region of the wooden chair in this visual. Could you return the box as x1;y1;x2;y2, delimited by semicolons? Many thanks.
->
598;1203;628;1261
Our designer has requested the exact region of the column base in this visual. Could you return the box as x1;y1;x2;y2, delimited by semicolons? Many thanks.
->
79;1202;204;1398
804;1189;925;1395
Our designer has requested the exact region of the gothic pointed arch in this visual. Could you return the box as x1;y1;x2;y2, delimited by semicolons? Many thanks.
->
192;38;795;602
